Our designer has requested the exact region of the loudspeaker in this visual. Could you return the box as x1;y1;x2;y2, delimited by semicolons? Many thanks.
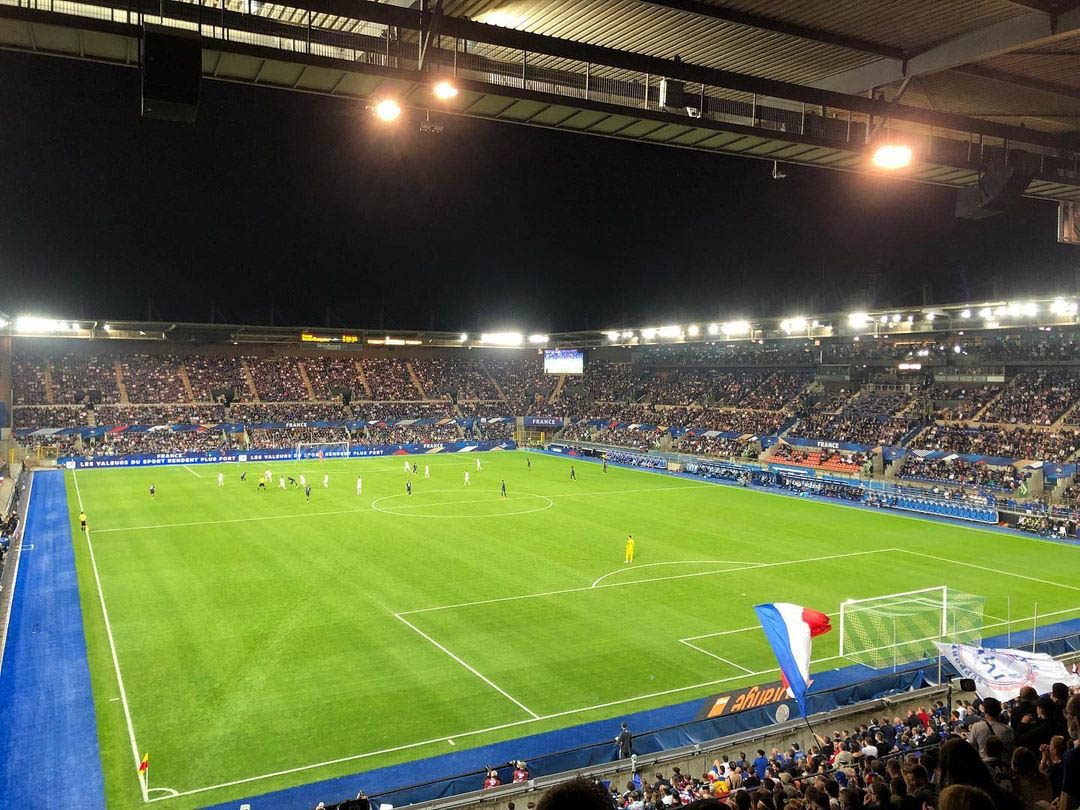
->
142;25;201;123
959;678;976;692
955;164;1032;219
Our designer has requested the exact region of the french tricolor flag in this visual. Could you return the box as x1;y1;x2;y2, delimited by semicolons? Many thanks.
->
753;603;832;717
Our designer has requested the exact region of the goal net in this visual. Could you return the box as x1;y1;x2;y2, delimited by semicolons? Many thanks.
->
296;441;350;460
839;586;986;669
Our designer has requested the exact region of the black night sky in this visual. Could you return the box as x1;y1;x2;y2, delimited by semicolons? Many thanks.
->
1;50;1077;333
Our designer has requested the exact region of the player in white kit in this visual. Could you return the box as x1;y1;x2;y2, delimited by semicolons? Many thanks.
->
323;474;329;488
424;464;430;479
356;476;363;495
217;472;224;487
464;470;471;486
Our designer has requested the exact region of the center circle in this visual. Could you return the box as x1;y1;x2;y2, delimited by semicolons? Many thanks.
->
370;488;554;519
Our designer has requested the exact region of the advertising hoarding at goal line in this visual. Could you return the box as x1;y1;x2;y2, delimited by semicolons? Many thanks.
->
544;348;584;374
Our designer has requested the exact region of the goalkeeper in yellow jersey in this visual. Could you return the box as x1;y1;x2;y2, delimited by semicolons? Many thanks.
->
624;534;635;564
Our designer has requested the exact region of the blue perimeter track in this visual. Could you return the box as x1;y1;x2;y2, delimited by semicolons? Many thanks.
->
0;469;105;809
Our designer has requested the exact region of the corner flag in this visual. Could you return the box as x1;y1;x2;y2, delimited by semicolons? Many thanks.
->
753;603;831;717
139;753;149;773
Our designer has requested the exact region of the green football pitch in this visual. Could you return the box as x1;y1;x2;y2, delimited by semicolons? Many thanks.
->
64;450;1080;809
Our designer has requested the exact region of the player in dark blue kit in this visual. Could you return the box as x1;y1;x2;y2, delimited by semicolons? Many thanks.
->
603;458;607;473
240;471;247;483
501;480;507;497
406;480;412;496
257;479;266;492
305;484;311;502
570;465;576;480
287;476;297;488
527;457;531;471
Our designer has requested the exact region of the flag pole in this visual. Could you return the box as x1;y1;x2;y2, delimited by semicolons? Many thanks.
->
1032;601;1038;654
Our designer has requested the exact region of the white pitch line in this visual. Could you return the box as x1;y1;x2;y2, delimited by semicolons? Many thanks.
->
398;549;894;616
591;559;762;588
181;465;203;478
896;548;1080;593
72;471;149;804
152;648;850;802
393;613;539;719
90;483;724;534
678;639;756;673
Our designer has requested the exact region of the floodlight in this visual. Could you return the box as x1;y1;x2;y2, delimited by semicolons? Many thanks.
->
960;309;971;319
926;313;935;322
848;312;870;328
640;328;657;340
979;307;992;319
527;334;548;344
480;332;523;346
657;325;681;338
706;323;720;335
871;144;912;170
1051;298;1078;315
459;333;468;341
621;330;634;339
891;314;901;323
373;99;402;122
687;324;699;336
721;320;750;336
433;81;459;100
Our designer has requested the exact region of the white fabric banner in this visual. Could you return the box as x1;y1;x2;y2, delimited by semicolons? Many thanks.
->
934;642;1080;701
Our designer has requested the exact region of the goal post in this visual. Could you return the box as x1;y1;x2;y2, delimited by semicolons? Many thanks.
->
839;586;985;669
295;441;350;460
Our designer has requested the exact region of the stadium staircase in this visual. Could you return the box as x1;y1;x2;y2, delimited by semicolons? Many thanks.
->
483;362;509;404
113;359;129;403
1055;399;1080;428
297;361;317;401
897;422;926;447
971;383;1009;422
42;365;56;404
550;374;567;403
354;359;373;398
239;359;260;401
177;363;196;401
405;361;427;399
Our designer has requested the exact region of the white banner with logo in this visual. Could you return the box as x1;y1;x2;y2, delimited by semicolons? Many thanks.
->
935;642;1080;701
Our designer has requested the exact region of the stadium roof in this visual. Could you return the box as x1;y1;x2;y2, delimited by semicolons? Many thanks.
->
2;0;1080;198
5;295;1080;348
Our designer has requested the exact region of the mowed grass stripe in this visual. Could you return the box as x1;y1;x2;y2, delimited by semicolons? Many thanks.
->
65;452;1080;809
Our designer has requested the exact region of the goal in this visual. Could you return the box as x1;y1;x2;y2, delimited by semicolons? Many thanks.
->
295;441;350;460
839;586;986;669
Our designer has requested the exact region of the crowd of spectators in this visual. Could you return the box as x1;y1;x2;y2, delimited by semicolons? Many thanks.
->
771;444;867;472
352;402;456;421
414;357;498;400
791;413;910;447
12;406;85;429
363;423;462;444
227;403;348;423
589;426;663;451
50;354;120;404
486;356;556;413
912;425;1080;463
185;355;249;401
673;434;756;458
980;370;1080;426
247;356;309;402
94;430;234;456
896;457;1027;491
94;404;227;426
362;358;422;400
120;354;189;403
532;688;1080;810
687;409;788;435
304;356;362;400
930;385;1002;422
12;356;48;405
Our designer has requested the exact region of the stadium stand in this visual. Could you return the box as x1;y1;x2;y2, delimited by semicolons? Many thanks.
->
246;356;309;402
361;357;421;400
978;369;1080;426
